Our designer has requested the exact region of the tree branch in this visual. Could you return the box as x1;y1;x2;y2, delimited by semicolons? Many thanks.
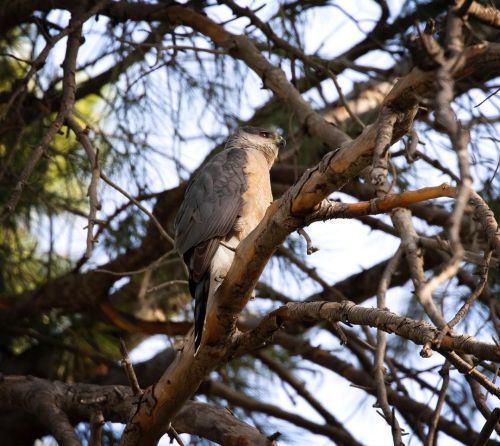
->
238;300;500;364
0;375;273;446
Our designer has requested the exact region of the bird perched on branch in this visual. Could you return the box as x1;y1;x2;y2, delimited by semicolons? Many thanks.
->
174;127;285;353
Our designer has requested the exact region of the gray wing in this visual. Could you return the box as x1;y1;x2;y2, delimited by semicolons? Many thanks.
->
174;148;247;279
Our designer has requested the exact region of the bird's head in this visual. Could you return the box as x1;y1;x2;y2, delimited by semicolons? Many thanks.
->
226;126;285;166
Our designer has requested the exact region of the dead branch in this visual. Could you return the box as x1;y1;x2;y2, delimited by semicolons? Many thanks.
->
421;8;470;331
393;206;447;328
100;172;175;247
68;111;178;259
277;245;345;301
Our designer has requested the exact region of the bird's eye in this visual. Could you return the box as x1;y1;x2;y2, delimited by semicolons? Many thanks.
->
260;131;269;138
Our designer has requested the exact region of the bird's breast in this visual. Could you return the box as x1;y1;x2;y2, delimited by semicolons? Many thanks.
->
234;149;273;240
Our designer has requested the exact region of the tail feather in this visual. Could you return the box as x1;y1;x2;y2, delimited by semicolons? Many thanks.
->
193;275;210;353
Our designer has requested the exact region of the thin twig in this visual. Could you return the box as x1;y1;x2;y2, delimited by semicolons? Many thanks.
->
445;250;493;330
426;361;450;446
443;351;500;398
167;427;185;446
121;40;225;55
277;246;345;301
414;150;460;183
147;280;189;294
255;351;345;427
467;377;500;437
66;117;102;258
100;172;175;246
297;228;319;255
327;68;366;129
95;250;176;277
374;245;405;446
119;339;142;396
474;87;500;108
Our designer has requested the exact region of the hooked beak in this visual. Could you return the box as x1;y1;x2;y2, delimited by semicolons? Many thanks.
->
275;134;286;150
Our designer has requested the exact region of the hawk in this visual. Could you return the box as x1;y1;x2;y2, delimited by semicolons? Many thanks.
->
174;127;285;352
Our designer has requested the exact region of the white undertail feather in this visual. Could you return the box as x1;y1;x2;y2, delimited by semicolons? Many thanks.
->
194;236;238;355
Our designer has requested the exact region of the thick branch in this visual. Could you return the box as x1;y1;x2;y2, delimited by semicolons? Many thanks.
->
238;300;500;364
0;376;272;446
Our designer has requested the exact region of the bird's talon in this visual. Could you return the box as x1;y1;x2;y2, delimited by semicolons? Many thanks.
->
215;273;226;283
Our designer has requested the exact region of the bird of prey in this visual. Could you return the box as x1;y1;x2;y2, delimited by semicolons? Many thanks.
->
174;127;285;352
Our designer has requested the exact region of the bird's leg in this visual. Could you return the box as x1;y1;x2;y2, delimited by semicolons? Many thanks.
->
219;241;236;252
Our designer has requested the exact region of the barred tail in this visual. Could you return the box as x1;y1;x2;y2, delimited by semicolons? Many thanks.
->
192;275;210;353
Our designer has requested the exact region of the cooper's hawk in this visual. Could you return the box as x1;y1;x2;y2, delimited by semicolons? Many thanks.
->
174;127;285;352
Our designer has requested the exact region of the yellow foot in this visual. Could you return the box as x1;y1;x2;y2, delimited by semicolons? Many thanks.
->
215;273;226;283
